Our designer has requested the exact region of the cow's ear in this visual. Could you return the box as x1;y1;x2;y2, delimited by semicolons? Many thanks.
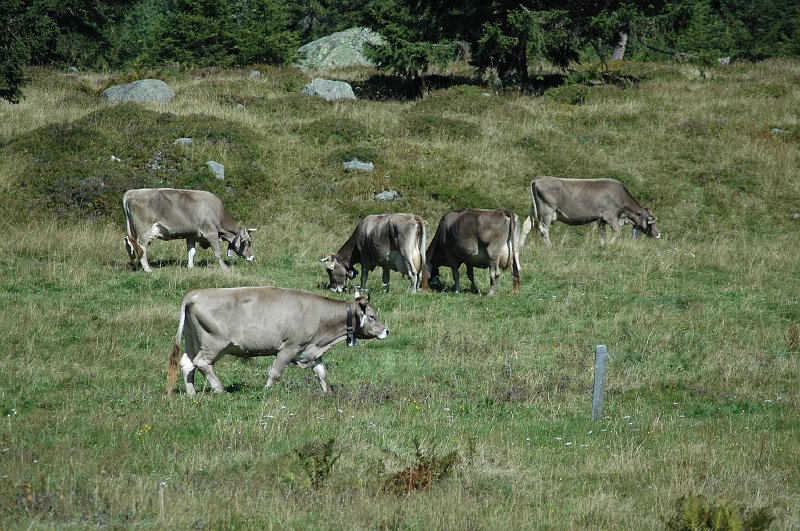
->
320;255;336;270
646;215;657;224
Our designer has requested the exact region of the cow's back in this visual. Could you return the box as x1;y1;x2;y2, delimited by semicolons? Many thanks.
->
185;287;340;349
124;188;225;236
432;209;510;265
533;177;637;222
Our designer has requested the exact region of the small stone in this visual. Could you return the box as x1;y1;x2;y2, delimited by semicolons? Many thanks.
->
375;189;400;201
249;70;261;78
343;159;374;172
207;161;225;180
174;137;193;145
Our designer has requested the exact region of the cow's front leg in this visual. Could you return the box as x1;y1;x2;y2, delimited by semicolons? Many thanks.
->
360;267;370;291
451;266;462;293
466;265;480;294
186;239;197;268
598;221;608;245
265;355;293;389
382;267;391;292
311;358;330;394
207;237;229;270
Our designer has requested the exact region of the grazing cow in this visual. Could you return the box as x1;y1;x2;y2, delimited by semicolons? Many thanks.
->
322;213;427;293
122;188;256;272
520;176;660;246
166;287;388;395
426;208;521;295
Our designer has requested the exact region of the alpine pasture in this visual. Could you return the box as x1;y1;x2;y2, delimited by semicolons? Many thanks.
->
0;61;798;528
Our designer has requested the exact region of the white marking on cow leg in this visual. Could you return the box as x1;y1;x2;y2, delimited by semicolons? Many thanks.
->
180;354;197;396
311;360;330;394
187;246;197;268
140;245;153;273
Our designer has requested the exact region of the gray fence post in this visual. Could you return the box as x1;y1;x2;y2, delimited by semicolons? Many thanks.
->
592;345;608;421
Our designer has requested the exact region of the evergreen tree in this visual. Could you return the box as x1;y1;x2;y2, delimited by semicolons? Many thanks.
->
235;0;299;65
142;0;237;67
1;0;30;103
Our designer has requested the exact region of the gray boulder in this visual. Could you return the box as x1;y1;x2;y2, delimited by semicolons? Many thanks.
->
101;79;175;104
302;78;356;101
297;27;385;71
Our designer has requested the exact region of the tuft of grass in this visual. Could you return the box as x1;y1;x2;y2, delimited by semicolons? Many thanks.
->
385;439;461;496
662;494;775;531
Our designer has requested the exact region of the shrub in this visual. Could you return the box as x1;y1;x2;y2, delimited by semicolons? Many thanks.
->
294;117;371;145
295;438;341;490
544;83;589;105
385;439;460;496
403;114;481;141
662;494;774;531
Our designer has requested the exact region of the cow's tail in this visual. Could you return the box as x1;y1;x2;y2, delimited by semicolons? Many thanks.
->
522;179;540;245
166;294;189;396
122;192;143;267
507;211;521;294
422;216;445;291
418;218;429;290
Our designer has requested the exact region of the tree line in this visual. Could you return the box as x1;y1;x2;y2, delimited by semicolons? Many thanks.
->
2;0;799;102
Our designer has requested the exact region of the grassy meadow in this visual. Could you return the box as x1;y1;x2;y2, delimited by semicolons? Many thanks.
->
0;60;798;528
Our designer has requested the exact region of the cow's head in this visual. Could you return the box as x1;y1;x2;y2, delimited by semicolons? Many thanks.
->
353;289;388;340
227;227;257;261
627;210;660;240
425;263;444;292
321;254;358;292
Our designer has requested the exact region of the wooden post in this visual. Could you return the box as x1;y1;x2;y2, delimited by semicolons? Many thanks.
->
592;345;608;421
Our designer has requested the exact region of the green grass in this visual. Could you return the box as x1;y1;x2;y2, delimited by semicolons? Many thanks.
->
0;60;798;528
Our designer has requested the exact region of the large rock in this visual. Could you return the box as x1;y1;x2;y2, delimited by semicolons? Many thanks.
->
302;78;356;101
101;79;175;104
297;27;385;71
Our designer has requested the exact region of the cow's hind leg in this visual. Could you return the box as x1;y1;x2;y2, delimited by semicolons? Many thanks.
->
466;265;480;294
139;242;154;273
180;353;198;396
192;348;225;393
382;267;391;292
311;358;330;394
487;261;501;296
